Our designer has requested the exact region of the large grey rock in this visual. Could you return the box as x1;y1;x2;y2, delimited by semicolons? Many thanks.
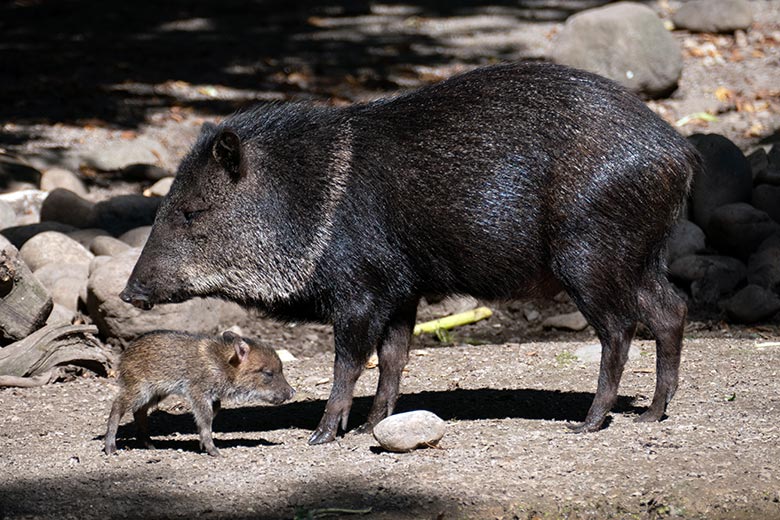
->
40;190;161;237
19;231;94;271
86;248;226;346
143;177;175;198
40;168;88;196
667;219;706;263
757;234;780;254
0;189;48;225
33;263;90;290
373;411;446;452
748;247;780;292
118;226;152;248
670;254;746;307
723;285;780;323
46;302;76;326
551;2;682;97
669;254;746;284
752;184;780;224
542;311;589;331
0;222;79;249
0;200;17;230
33;263;90;312
91;195;161;236
748;147;769;183
119;163;172;182
673;0;752;33
80;137;163;171
39;188;95;229
707;203;780;258
48;276;86;312
688;134;753;231
760;144;780;185
90;236;131;257
67;228;111;249
0;156;42;192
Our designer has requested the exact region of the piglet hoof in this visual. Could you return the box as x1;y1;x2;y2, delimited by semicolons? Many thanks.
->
104;444;117;456
308;427;336;445
206;447;221;457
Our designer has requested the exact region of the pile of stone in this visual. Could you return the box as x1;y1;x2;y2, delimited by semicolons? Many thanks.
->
668;134;780;323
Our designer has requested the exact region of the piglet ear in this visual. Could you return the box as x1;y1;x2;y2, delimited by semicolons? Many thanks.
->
212;129;244;181
223;331;250;363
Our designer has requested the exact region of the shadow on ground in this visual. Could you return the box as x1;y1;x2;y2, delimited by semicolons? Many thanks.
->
1;0;618;134
106;387;642;450
0;473;461;520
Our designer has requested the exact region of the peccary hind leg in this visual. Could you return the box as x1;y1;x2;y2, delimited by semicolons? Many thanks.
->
635;277;686;422
104;393;129;455
568;319;637;432
355;300;418;434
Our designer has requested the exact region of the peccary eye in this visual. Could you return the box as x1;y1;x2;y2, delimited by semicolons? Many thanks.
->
261;369;274;379
182;209;206;223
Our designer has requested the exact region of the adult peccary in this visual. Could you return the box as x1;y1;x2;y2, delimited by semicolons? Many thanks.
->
121;62;699;444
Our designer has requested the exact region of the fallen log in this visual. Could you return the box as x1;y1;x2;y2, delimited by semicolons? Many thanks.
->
0;246;52;341
0;323;113;387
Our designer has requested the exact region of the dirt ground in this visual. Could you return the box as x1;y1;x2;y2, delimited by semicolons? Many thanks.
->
2;1;780;519
2;333;780;520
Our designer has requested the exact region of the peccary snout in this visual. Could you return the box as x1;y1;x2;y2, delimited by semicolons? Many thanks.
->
119;280;154;310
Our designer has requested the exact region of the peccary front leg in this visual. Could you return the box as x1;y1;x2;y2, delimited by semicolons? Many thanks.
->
309;307;384;445
355;300;418;434
133;403;156;450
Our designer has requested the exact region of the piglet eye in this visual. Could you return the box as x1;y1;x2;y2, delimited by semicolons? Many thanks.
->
262;370;274;378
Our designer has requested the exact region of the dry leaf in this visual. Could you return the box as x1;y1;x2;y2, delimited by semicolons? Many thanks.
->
714;86;734;102
736;100;755;113
745;121;765;137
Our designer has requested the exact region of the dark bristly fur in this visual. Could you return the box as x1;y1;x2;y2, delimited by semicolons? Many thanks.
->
121;62;701;444
104;331;294;456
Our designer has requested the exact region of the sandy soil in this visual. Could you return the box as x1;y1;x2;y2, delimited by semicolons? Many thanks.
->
2;335;779;520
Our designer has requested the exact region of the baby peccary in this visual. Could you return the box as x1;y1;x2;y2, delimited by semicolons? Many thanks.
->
121;62;701;444
104;331;295;456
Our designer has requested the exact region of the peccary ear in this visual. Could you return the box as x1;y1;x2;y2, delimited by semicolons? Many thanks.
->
212;129;244;181
223;331;250;364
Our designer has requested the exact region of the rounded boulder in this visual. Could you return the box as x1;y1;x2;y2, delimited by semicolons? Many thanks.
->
373;410;446;452
20;231;94;271
551;2;682;97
